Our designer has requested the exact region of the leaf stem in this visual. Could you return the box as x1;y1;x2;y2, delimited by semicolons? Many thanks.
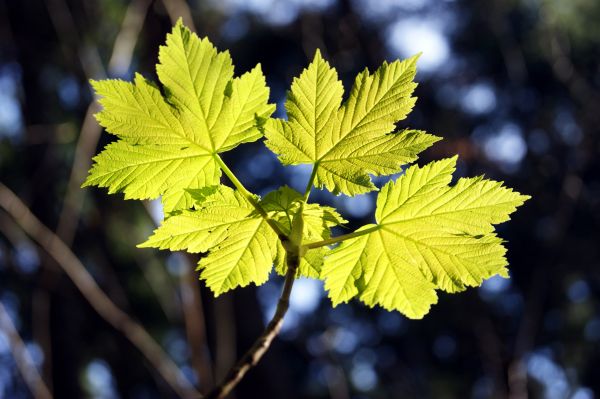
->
302;162;319;202
206;249;300;399
214;154;287;239
302;225;380;249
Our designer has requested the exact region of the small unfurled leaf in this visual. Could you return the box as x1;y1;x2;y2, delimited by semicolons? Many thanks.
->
261;186;346;277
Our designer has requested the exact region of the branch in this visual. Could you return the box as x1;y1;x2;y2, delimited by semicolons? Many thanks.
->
181;255;214;391
53;0;152;244
206;250;301;399
36;4;153;391
0;302;53;399
161;0;196;32
108;0;152;76
213;295;237;382
141;201;216;391
0;182;202;399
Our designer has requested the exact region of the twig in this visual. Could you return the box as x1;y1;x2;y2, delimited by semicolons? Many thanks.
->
32;284;54;394
161;0;196;32
206;250;300;399
44;0;106;79
0;301;53;399
108;0;152;76
141;200;215;389
0;182;202;399
181;256;214;390
213;295;237;383
0;214;57;393
53;0;152;244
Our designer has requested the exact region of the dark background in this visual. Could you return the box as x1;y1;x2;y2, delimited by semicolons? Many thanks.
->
1;0;599;398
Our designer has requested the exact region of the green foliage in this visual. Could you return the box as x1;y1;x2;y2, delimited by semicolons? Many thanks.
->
321;157;529;318
84;20;529;318
84;20;274;212
140;185;278;293
264;50;440;195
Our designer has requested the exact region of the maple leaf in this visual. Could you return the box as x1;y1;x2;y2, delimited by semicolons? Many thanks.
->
321;157;530;318
140;186;278;294
141;185;346;293
264;50;440;195
84;20;274;211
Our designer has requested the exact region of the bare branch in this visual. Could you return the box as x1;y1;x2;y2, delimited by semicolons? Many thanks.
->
0;301;53;399
108;0;153;76
55;103;101;243
32;284;54;394
213;295;237;383
54;0;152;244
0;182;202;399
161;0;196;32
141;201;216;390
181;256;215;391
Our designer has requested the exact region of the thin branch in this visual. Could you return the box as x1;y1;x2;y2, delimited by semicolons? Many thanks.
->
45;0;106;79
0;213;57;393
134;253;182;323
181;256;214;391
205;156;318;397
141;200;215;388
206;250;300;399
303;225;379;250
215;155;287;239
53;0;152;244
32;283;54;394
213;295;237;383
0;182;202;399
47;2;176;391
54;102;100;240
108;0;152;76
0;302;53;399
161;0;196;32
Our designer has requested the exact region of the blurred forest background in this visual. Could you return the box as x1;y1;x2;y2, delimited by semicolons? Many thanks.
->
1;0;599;398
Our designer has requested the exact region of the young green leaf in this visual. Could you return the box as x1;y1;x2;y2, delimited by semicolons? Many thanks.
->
262;186;346;242
261;186;346;277
141;185;346;293
84;20;275;212
321;157;530;319
264;50;440;195
140;186;279;294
